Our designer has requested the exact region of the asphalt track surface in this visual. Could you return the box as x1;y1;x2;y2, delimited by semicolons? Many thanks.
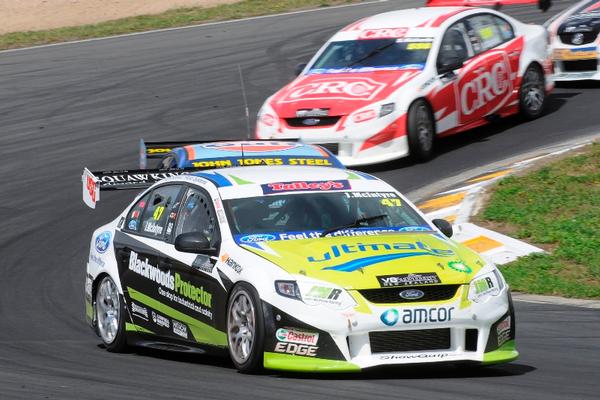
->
0;0;599;399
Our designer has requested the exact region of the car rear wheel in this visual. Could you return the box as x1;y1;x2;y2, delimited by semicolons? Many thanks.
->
96;275;128;352
227;283;265;373
519;64;546;120
407;99;435;162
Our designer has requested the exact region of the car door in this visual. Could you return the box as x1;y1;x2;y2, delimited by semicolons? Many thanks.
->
158;185;228;347
430;20;475;131
460;13;515;120
114;184;185;338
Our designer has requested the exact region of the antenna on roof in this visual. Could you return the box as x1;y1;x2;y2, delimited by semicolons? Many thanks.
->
238;64;252;140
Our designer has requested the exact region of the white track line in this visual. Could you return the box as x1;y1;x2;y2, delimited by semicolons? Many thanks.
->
513;293;600;309
0;0;389;54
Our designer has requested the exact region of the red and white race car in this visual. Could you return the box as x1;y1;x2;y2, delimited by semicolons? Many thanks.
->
256;1;554;165
546;0;600;81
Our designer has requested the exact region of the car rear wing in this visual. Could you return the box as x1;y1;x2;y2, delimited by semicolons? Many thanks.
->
426;0;551;11
82;167;203;209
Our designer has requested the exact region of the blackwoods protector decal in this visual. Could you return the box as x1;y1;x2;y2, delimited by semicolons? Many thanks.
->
262;302;346;361
114;231;228;346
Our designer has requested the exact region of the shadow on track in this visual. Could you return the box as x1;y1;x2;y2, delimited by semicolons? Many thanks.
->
358;92;576;174
103;344;535;380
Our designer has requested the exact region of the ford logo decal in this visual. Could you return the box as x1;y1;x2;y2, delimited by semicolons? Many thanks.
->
399;289;425;300
95;231;112;254
240;234;276;243
302;118;320;126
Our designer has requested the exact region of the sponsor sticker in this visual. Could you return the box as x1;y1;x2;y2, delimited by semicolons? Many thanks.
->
220;254;243;274
275;328;319;345
151;311;170;328
380;307;455;326
172;320;188;339
281;77;386;102
497;316;511;346
304;286;343;306
143;221;164;235
131;302;149;320
358;27;408;40
378;273;441;287
448;261;472;273
274;342;318;357
261;180;351;195
399;289;425;300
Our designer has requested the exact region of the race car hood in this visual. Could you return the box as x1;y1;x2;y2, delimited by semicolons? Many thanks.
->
240;233;484;290
269;70;422;118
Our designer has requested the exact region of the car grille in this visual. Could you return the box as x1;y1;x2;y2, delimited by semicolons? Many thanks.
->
369;329;451;353
358;285;460;304
562;59;598;72
559;32;598;45
284;116;341;127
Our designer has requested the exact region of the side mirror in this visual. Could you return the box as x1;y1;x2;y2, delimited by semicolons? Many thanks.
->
432;218;453;238
437;59;463;75
294;63;307;76
175;232;218;256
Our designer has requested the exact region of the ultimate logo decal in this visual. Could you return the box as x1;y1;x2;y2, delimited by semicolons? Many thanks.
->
307;241;455;272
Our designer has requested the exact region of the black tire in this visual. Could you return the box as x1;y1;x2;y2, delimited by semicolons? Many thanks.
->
407;99;436;162
95;275;128;353
226;283;265;373
519;64;546;120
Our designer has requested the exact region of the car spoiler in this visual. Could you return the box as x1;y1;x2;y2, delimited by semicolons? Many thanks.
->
139;138;308;168
82;167;206;209
426;0;551;11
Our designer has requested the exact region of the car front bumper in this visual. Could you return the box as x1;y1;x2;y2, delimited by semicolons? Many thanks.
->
262;286;518;372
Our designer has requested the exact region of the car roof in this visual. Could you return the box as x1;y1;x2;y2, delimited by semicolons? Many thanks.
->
336;6;474;37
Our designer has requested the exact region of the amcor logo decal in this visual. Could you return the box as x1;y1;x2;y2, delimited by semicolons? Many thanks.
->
281;77;387;102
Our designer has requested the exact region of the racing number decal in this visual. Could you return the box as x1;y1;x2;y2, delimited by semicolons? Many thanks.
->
381;198;402;207
153;206;165;221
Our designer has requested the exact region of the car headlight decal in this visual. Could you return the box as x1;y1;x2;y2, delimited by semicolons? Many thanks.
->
468;269;505;303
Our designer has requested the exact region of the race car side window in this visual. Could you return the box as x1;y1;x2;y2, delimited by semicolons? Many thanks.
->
466;14;505;53
137;185;184;240
124;192;152;233
494;16;515;42
437;21;472;73
172;187;220;247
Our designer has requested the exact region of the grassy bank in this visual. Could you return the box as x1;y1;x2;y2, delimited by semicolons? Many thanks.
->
479;143;599;299
0;0;356;50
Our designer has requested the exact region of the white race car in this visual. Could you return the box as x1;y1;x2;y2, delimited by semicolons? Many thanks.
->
82;142;516;373
546;0;600;81
256;1;553;165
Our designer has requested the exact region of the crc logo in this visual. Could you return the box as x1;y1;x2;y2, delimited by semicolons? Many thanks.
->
351;109;377;123
203;142;301;152
282;77;386;102
358;27;408;40
460;58;512;117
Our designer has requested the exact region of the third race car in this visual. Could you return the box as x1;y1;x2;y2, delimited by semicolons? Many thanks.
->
256;1;554;165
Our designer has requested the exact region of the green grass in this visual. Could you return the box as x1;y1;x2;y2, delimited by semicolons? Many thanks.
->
0;0;356;50
481;143;600;299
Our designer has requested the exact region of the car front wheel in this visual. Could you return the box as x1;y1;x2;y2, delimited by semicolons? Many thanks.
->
519;64;546;120
407;99;435;162
95;275;128;352
227;283;265;373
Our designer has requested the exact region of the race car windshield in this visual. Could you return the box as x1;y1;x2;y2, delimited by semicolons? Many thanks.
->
309;39;431;73
225;191;433;241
